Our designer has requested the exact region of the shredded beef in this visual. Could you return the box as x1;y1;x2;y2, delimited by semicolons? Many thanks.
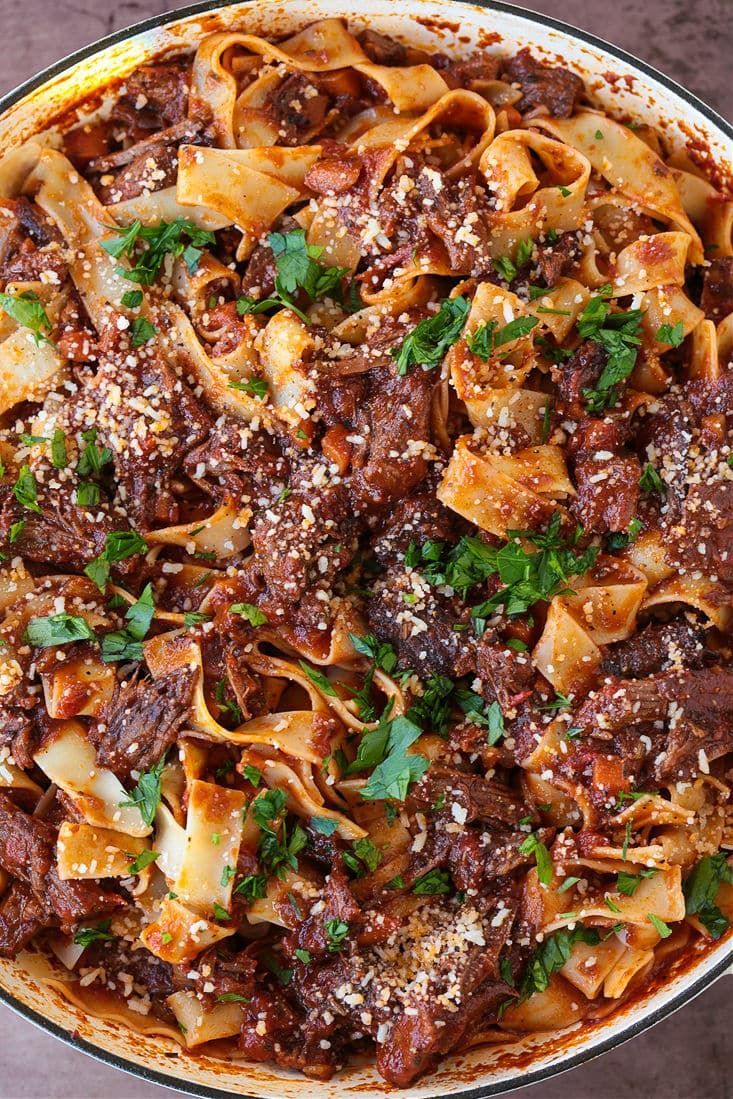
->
600;617;706;678
535;231;579;285
350;351;439;512
304;154;362;195
476;638;535;710
416;172;493;274
0;882;51;957
503;48;583;118
376;967;510;1086
95;668;196;778
183;419;288;506
556;340;607;419
575;666;733;780
86;333;212;528
267;73;331;145
572;452;641;533
224;639;266;722
411;766;528;826
240;985;340;1078
175;944;256;1006
0;705;40;771
700;256;733;321
110;62;190;134
0;486;122;573
251;481;358;607
368;574;475;677
667;481;733;588
358;29;408;65
0;793;124;932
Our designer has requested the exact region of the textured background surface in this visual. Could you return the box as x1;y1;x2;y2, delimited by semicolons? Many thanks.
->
0;0;730;1096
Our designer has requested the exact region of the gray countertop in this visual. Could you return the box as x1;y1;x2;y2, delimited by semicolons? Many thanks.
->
0;1;730;1096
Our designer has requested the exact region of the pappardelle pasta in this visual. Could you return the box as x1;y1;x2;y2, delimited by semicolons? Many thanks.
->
0;17;731;1087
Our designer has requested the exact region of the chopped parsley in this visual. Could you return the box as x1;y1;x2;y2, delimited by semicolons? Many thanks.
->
647;913;672;938
100;582;154;663
655;321;684;347
413;513;597;624
77;428;112;479
520;925;600;996
73;921;115;947
298;660;337;697
253;788;308;878
101;218;217;285
519;832;553;886
228;377;269;400
12;465;40;512
350;713;429;802
76;482;100;508
25;613;95;648
684;853;733;939
577;285;644;412
349;632;399;674
230;602;268;626
311;816;338;836
412;868;452;895
455;688;505;746
639;462;666;495
84;529;148;591
127;849;159;874
0;290;53;345
392;296;469;375
129;317;157;347
120;757;165;827
324;918;350;952
234;874;267;901
466;315;539;360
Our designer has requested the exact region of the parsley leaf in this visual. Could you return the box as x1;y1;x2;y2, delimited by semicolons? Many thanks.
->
120;758;165;827
324;918;350;952
360;714;429;802
639;462;666;495
101;582;154;663
648;913;672;938
577;288;644;411
13;465;40;512
76;482;100;507
684;853;733;939
655;321;684;347
408;674;455;736
73;921;116;947
520;925;600;996
84;530;148;591
230;602;268;626
455;689;505;746
466;315;538;360
127;849;159;874
0;290;53;345
102;218;216;285
228;377;269;400
391;296;469;375
234;874;267;901
412;868;452;895
130;317;157;347
298;660;337;697
519;832;553;886
311;816;338;836
51;429;68;469
349;632;399;674
25;613;96;648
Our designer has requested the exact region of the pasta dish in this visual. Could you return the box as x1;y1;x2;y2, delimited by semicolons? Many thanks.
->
0;17;731;1087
